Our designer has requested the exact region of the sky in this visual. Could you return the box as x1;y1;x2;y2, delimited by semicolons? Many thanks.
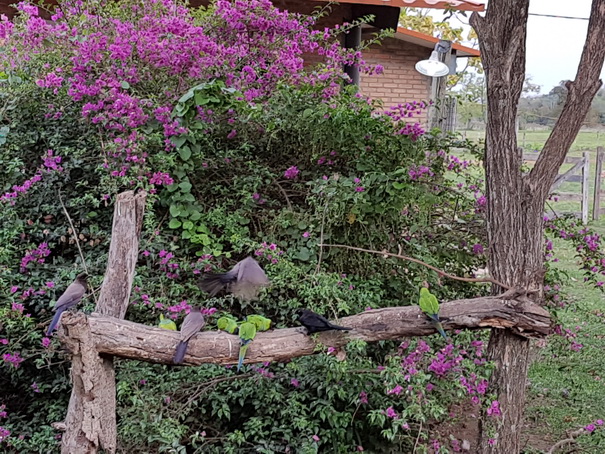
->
430;0;604;94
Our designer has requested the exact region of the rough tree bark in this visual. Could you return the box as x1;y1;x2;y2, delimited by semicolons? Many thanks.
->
59;296;551;366
470;1;605;452
61;191;146;454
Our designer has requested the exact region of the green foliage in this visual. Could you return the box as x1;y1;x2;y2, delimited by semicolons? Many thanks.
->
0;1;497;452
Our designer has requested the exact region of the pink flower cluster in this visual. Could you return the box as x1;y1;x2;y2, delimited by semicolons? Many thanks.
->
254;242;284;264
3;0;380;183
447;155;470;173
408;164;434;181
20;242;51;272
459;373;489;405
158;250;179;279
385;101;428;121
396;123;425;142
3;352;24;368
1;150;64;205
283;166;300;179
149;172;174;186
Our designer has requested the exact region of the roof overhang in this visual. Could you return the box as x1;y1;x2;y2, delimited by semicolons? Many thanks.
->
394;27;480;57
313;0;485;12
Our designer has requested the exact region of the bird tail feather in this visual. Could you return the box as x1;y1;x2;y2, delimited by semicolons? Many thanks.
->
432;321;448;340
199;273;235;297
47;308;65;336
237;340;251;372
328;323;351;331
173;340;189;364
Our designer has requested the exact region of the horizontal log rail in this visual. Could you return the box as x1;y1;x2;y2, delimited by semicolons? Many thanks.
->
60;296;552;366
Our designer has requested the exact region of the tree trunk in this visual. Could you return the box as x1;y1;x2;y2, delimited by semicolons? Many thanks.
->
471;0;605;452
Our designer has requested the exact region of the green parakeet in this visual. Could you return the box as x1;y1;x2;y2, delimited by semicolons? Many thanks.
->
418;288;448;340
158;313;177;331
237;321;257;372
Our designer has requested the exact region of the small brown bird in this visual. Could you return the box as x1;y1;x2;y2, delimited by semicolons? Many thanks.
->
199;257;270;301
46;273;88;335
173;307;206;364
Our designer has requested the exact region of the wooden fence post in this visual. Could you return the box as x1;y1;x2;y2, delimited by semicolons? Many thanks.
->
593;147;604;221
582;151;590;224
61;190;146;454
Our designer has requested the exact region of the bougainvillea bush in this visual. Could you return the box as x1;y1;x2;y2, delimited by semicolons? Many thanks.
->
5;0;603;452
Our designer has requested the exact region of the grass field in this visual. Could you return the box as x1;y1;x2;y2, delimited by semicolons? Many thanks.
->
461;129;605;220
460;130;605;452
461;129;605;153
524;227;605;453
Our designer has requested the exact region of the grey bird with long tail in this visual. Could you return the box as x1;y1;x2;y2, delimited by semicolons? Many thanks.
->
173;307;205;364
46;273;88;335
199;257;270;301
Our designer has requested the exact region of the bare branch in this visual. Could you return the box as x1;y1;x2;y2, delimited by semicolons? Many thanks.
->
319;243;512;290
546;427;587;454
57;190;98;304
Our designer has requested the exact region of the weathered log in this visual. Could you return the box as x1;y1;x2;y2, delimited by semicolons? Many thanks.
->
60;296;552;366
61;190;146;454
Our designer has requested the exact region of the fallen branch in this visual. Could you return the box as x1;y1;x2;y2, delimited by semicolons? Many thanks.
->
59;296;551;367
546;427;586;454
319;243;512;290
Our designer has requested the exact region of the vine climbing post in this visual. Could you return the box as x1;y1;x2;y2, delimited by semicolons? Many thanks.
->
60;190;146;454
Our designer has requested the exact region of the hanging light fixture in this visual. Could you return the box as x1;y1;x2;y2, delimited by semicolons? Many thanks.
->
415;41;451;78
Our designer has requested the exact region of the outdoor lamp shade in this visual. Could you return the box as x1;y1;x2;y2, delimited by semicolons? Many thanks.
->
415;51;450;77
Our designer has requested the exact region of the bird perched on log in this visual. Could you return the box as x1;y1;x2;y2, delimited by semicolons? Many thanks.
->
199;257;270;301
46;273;88;335
418;287;448;340
296;309;351;334
173;307;205;364
158;314;177;331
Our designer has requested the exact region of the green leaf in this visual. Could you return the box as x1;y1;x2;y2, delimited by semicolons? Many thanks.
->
297;247;311;261
168;219;182;229
189;210;202;221
182;221;194;230
169;205;180;217
179;146;192;161
217;317;238;334
392;182;406;190
179;181;192;192
120;81;130;89
172;135;187;148
238;321;257;341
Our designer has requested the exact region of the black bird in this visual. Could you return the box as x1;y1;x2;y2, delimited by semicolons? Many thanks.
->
199;257;269;301
173;307;206;364
296;309;352;334
46;273;88;335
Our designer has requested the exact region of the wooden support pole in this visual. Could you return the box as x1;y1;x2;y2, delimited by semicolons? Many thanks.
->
593;146;603;221
59;296;552;367
582;151;590;224
61;190;146;454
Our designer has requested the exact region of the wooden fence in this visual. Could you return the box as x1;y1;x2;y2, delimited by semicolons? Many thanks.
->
523;148;605;223
593;147;605;220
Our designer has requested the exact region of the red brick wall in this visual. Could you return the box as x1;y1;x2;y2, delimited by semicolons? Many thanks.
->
360;37;432;116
